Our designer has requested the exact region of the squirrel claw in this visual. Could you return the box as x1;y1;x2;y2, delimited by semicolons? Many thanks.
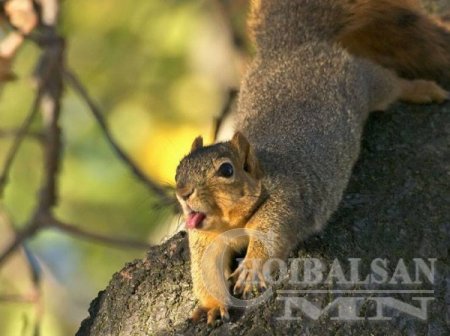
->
191;305;229;326
231;261;267;297
191;307;205;323
206;306;229;326
220;306;230;321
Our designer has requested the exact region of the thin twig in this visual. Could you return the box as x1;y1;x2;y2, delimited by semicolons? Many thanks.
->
0;212;151;268
22;244;42;284
37;41;64;209
63;69;175;206
47;216;152;250
0;218;42;267
0;128;44;140
0;90;42;197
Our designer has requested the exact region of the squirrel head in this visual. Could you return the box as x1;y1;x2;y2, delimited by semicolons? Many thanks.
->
175;132;265;232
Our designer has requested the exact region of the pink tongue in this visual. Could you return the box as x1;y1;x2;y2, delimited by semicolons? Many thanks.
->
186;212;206;229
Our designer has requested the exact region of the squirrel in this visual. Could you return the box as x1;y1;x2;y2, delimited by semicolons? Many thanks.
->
175;0;450;326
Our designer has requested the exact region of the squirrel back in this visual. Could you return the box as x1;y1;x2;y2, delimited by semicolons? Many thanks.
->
236;43;387;232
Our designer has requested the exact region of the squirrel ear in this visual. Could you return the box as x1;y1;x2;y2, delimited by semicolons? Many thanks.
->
231;132;263;179
190;136;203;153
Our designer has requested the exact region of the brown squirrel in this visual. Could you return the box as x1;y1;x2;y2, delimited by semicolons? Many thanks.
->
175;0;450;326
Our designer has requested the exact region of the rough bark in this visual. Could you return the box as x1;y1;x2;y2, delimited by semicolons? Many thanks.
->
76;101;450;336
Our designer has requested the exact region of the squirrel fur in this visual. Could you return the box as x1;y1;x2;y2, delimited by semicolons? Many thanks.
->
175;0;450;325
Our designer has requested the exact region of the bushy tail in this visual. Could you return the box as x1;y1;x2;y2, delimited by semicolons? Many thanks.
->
337;0;450;85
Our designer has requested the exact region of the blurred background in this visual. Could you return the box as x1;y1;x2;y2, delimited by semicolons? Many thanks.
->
0;0;249;334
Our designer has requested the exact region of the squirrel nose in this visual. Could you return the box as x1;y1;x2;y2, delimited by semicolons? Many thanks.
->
178;187;194;201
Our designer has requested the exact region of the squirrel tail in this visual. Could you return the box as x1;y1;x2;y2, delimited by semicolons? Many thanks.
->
249;0;450;83
337;0;450;84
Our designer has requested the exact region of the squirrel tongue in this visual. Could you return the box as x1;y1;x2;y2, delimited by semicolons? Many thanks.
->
186;212;206;229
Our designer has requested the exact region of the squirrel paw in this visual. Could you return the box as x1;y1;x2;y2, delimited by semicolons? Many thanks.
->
399;79;449;104
230;259;267;299
191;305;229;327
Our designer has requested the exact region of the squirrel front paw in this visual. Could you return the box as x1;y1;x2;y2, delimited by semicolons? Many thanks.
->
191;305;229;327
229;258;267;299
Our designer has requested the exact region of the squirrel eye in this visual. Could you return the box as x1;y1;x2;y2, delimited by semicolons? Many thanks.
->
217;162;234;178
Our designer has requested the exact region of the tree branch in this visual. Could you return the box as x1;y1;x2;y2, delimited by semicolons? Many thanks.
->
0;216;43;267
63;69;176;207
47;216;152;250
0;90;42;197
0;128;44;141
0;211;152;268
